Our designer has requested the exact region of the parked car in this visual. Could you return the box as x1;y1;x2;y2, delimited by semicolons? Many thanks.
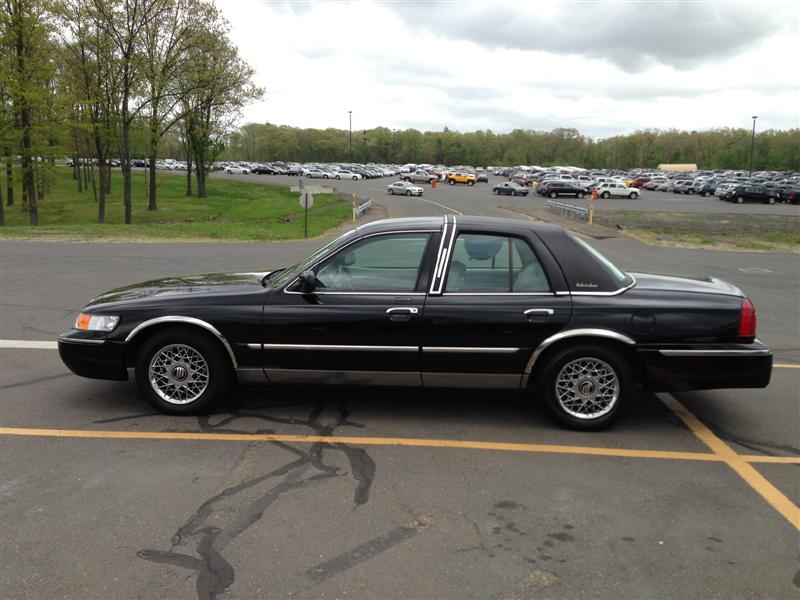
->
446;172;477;186
672;180;701;195
630;177;651;188
777;185;800;204
492;181;529;196
226;165;250;174
303;168;329;179
404;170;439;184
698;182;717;197
332;170;362;181
387;181;424;196
59;216;772;430
538;181;590;199
476;172;489;183
722;184;776;204
595;182;639;199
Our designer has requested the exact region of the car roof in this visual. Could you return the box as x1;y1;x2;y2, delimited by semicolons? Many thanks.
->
354;216;564;236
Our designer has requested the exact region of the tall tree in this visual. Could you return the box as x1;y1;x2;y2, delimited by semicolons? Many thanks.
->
179;6;261;198
2;0;55;225
141;0;195;210
91;0;166;224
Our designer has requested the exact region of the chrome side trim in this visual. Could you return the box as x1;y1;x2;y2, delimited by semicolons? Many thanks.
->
421;372;521;389
657;348;772;357
125;316;238;369
520;328;636;388
257;343;418;352
422;347;520;354
266;369;422;386
58;336;105;345
429;215;457;295
444;292;555;297
290;291;427;296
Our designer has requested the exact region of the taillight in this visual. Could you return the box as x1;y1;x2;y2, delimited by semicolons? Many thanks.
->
738;297;757;342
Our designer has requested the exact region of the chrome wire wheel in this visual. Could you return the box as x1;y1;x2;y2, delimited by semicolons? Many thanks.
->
148;344;209;405
554;357;619;420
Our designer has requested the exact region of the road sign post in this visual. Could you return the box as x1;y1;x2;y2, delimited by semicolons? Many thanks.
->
299;192;314;238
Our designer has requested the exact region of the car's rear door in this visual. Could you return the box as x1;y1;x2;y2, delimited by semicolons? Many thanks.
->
420;223;571;388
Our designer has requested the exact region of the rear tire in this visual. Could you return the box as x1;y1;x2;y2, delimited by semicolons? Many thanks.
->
577;192;585;199
468;181;474;186
405;190;411;196
535;344;630;431
767;196;775;204
601;191;610;199
737;196;744;204
628;192;637;199
550;191;557;198
135;328;231;415
449;179;455;185
335;175;341;180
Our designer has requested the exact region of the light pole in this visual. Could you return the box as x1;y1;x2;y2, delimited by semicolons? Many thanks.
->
749;115;757;176
348;110;352;163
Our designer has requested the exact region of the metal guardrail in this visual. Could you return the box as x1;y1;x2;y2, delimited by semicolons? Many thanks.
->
355;198;372;217
546;199;589;222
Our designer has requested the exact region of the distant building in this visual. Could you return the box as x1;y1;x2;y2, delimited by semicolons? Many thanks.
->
658;163;698;172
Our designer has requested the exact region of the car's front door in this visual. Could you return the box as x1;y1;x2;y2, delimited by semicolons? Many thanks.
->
420;228;572;389
259;230;437;385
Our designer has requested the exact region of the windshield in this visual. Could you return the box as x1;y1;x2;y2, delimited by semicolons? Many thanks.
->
264;228;360;288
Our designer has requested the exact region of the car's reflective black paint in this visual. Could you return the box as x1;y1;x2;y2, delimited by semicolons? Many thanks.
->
59;216;772;408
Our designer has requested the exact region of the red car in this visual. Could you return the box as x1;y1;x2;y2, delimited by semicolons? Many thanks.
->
630;177;651;188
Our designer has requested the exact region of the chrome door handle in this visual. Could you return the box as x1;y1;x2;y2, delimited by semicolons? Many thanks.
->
386;307;419;315
386;306;418;322
524;308;554;315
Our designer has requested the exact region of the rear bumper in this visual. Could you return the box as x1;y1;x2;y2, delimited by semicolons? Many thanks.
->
58;331;128;381
638;340;772;392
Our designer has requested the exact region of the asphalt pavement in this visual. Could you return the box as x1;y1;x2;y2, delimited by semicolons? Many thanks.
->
1;175;798;599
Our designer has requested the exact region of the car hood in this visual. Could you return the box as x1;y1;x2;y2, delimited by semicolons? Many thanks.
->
86;271;270;308
629;272;743;297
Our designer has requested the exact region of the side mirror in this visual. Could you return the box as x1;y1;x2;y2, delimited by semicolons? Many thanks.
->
298;270;316;293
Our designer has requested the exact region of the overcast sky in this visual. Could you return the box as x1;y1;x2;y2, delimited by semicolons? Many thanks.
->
217;0;799;138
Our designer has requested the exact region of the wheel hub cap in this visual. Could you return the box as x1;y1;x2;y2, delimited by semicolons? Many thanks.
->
555;358;619;419
149;344;209;405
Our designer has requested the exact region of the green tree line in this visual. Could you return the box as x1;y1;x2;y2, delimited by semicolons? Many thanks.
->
0;0;262;226
222;124;800;172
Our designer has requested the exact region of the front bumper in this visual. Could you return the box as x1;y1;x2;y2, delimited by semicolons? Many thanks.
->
58;330;128;381
638;340;772;392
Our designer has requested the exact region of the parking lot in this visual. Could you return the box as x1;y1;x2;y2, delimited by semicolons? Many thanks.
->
1;186;798;599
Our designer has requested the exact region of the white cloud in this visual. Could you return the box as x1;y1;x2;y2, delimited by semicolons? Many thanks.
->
217;0;800;137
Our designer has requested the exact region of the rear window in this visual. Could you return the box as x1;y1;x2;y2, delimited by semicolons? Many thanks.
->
569;234;631;286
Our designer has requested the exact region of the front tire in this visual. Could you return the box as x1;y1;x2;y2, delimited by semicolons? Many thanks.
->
601;191;610;199
405;190;411;196
737;196;744;204
535;344;630;430
135;328;231;415
550;191;557;198
335;175;341;180
629;192;637;199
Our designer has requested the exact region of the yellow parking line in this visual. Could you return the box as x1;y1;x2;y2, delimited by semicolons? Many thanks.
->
774;363;800;369
740;455;800;464
0;426;723;462
659;394;800;532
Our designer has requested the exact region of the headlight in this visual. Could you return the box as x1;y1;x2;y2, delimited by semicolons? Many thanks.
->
75;313;119;332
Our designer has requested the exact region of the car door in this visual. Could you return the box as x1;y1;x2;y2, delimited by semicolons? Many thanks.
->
259;229;438;385
420;226;571;388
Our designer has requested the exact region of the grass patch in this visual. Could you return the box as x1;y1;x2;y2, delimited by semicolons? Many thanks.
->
592;210;800;252
0;167;352;241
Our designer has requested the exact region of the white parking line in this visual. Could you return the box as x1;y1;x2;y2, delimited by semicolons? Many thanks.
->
0;340;59;350
418;197;463;216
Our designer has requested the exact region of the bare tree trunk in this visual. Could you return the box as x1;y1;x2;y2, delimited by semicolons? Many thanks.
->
186;151;193;196
121;95;132;224
88;159;97;203
196;161;206;198
0;173;4;224
147;111;158;210
5;156;12;206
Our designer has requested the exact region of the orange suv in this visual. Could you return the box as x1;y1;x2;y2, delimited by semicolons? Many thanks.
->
445;171;476;186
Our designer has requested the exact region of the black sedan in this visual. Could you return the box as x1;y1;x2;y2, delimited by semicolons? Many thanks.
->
723;184;777;204
492;182;529;196
538;181;590;199
59;217;772;430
